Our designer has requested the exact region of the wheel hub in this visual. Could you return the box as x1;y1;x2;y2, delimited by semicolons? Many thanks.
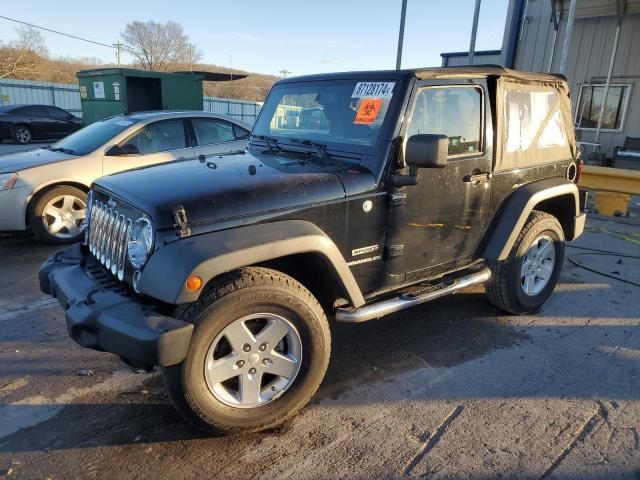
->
248;353;260;364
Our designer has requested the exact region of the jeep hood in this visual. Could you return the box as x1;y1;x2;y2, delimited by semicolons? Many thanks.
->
95;151;376;231
0;148;77;173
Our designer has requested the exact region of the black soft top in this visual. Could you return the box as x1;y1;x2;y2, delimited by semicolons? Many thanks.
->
277;65;566;85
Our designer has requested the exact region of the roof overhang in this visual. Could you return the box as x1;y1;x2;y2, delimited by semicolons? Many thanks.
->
560;0;639;18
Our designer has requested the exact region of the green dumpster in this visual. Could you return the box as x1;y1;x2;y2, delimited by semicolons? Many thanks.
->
76;68;204;124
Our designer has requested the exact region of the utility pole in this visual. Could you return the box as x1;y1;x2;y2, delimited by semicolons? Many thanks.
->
189;44;193;72
230;55;233;81
468;0;482;65
115;42;121;67
279;69;291;78
396;0;408;70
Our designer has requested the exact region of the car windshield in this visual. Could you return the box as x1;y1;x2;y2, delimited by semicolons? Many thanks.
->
252;79;398;153
49;116;141;155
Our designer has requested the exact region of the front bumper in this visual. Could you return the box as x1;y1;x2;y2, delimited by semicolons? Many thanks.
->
39;244;193;368
0;186;31;231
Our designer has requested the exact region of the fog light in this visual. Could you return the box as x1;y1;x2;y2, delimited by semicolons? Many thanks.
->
186;275;203;292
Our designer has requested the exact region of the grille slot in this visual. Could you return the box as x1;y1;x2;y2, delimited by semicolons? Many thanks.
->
86;199;134;282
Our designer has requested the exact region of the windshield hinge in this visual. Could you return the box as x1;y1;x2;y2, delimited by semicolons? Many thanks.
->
389;192;406;207
385;245;404;259
173;205;191;238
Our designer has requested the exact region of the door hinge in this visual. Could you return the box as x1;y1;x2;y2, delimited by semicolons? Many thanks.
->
173;205;192;238
389;192;407;207
385;245;404;259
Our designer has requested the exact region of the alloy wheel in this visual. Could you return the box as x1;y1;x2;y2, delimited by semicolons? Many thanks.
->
15;127;31;143
41;194;86;239
520;234;556;296
204;313;303;408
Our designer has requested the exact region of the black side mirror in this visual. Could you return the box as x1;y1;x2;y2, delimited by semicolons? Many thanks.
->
107;143;140;156
406;134;448;169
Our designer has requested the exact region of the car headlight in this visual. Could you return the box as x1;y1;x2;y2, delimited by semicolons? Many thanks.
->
127;217;154;269
0;173;18;191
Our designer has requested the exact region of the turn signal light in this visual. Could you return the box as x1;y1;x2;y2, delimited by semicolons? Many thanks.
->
186;275;203;292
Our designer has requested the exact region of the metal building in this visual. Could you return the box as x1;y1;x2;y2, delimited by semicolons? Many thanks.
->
441;0;640;158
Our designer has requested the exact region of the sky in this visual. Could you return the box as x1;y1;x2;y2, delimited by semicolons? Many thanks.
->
0;0;509;77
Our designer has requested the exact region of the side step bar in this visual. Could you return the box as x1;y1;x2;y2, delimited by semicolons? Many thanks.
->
335;268;491;323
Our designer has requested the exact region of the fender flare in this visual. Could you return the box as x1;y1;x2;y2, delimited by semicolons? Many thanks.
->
138;220;366;307
482;177;583;261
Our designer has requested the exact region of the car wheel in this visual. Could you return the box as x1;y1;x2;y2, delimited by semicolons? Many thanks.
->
163;267;331;435
485;210;565;314
30;186;87;244
13;125;32;144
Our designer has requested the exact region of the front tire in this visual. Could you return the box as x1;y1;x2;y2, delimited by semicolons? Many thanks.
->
485;211;565;314
164;267;331;435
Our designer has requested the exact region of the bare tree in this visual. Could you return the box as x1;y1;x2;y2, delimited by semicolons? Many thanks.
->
121;20;202;71
0;26;48;79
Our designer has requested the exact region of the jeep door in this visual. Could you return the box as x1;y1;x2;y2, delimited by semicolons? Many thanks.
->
190;117;249;161
102;118;195;176
385;81;493;277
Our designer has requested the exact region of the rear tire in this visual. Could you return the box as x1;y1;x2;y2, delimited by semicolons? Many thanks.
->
13;125;32;144
29;186;87;244
163;267;331;435
485;211;565;314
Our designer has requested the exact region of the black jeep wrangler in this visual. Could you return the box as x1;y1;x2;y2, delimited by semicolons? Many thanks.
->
40;66;585;434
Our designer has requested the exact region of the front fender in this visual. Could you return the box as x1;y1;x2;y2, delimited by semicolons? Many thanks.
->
137;220;366;307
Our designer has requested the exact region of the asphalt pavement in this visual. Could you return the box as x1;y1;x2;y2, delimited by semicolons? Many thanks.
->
0;141;51;156
0;217;639;479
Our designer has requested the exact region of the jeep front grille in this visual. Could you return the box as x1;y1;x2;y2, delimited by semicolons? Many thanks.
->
86;200;132;281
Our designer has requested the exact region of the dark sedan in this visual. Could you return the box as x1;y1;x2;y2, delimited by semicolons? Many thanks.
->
0;105;83;144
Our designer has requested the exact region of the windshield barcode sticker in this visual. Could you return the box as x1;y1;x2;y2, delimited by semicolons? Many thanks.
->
352;82;395;98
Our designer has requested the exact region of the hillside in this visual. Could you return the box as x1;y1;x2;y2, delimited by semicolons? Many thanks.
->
1;52;278;102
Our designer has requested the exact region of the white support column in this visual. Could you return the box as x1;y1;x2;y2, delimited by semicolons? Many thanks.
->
594;0;625;144
547;0;560;72
558;0;576;74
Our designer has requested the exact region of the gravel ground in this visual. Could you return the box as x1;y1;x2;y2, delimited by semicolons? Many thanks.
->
0;216;639;479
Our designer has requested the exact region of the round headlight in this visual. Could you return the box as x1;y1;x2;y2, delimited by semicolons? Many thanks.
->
127;217;154;269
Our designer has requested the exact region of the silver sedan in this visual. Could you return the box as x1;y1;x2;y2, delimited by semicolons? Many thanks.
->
0;111;250;243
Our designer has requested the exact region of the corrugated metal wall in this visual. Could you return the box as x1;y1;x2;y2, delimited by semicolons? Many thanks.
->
0;79;83;116
0;79;263;125
513;3;640;156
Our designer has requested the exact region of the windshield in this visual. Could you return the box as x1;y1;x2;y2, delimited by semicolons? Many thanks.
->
252;80;398;152
50;116;141;155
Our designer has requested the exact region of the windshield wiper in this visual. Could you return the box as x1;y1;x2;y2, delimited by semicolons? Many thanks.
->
250;134;283;154
289;138;330;159
48;146;76;155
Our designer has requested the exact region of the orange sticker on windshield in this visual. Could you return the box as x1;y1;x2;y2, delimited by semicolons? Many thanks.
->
354;98;382;124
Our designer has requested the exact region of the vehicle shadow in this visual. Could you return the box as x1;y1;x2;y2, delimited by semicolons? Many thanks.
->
1;280;638;454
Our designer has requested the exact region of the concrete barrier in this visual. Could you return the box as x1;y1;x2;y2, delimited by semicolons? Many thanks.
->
579;165;640;216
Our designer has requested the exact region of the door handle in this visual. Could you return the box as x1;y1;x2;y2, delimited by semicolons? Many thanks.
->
463;171;492;184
